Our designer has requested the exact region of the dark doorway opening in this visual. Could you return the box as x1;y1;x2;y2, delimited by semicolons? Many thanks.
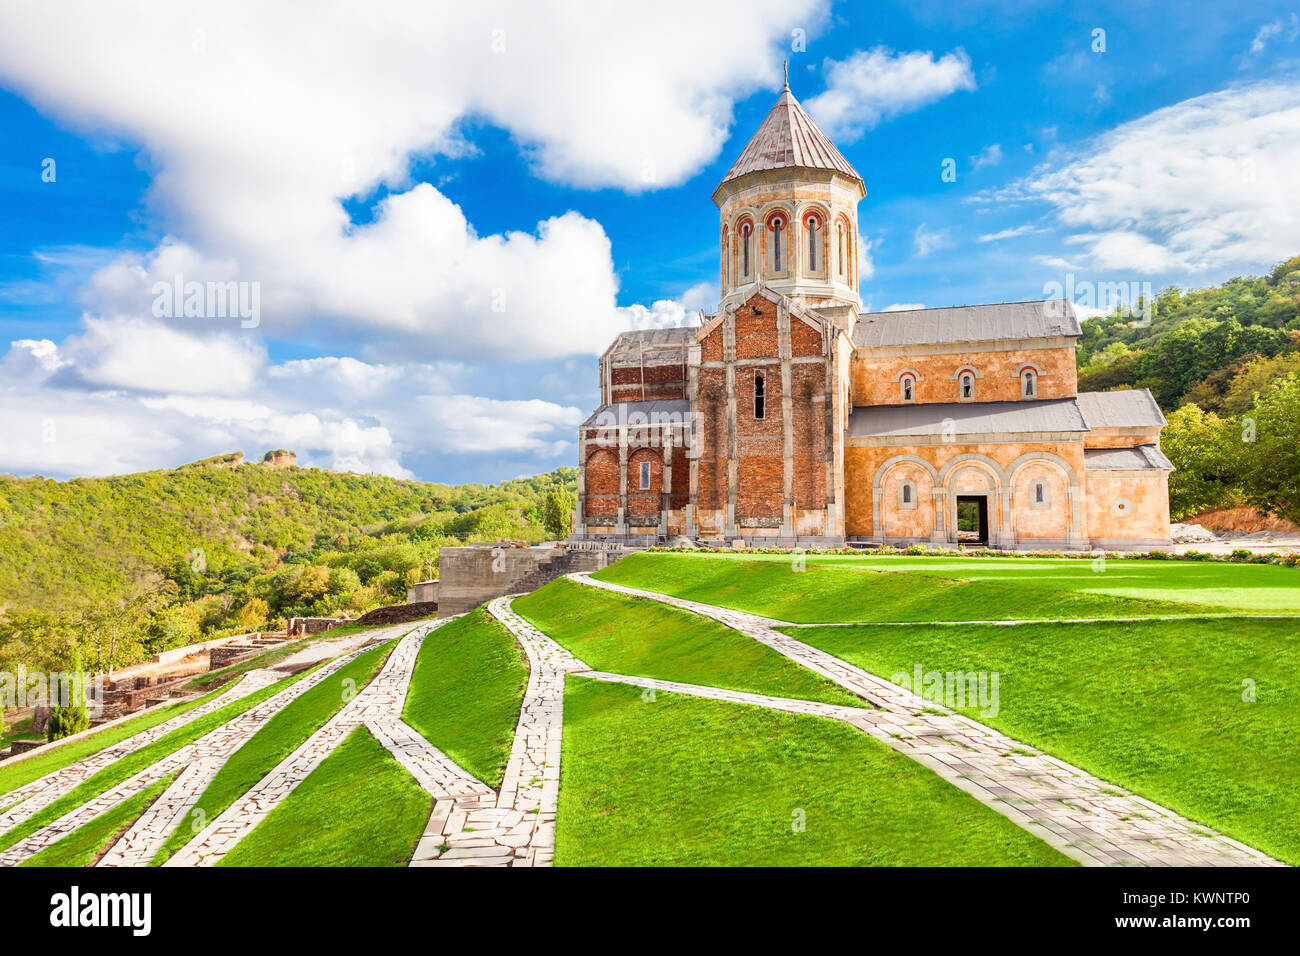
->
956;495;989;545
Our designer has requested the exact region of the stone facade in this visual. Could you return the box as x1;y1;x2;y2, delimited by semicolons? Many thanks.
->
574;83;1172;551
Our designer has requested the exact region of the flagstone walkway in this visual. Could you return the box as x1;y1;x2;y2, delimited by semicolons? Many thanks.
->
167;621;472;866
567;572;1282;868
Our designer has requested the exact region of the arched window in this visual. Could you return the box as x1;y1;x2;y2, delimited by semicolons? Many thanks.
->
639;460;652;490
836;224;846;277
1022;369;1037;397
804;213;821;272
753;373;766;420
900;375;915;403
960;373;975;400
767;215;785;272
1030;478;1051;508
740;222;752;278
898;479;917;510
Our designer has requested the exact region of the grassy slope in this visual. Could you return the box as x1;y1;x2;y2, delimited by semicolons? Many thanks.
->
152;639;398;864
218;725;428;867
20;773;176;868
593;553;1300;622
788;616;1300;864
513;578;864;707
0;682;237;798
0;668;308;854
557;678;1071;867
402;609;529;787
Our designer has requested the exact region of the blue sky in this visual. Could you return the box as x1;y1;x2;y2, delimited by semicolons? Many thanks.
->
1;0;1298;483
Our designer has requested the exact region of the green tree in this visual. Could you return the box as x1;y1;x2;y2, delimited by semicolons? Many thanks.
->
541;488;574;539
1161;405;1241;519
47;649;90;742
1239;373;1300;525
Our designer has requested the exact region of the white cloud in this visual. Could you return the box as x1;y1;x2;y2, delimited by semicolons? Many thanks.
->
806;46;976;143
990;82;1300;274
913;223;950;258
978;224;1042;243
0;321;582;479
0;0;827;362
969;144;1003;171
1249;15;1298;55
881;303;925;312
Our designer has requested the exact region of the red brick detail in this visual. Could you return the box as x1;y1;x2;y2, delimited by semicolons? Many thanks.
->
790;318;823;357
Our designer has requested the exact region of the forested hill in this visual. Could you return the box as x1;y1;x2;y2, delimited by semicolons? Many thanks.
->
1075;254;1300;524
0;458;575;672
1077;254;1300;411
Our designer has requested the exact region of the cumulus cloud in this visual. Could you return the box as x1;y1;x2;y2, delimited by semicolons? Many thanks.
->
0;322;582;479
988;82;1300;274
0;0;827;361
805;46;976;143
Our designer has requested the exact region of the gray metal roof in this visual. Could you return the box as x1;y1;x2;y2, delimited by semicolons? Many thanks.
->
1084;445;1174;471
718;87;862;189
853;300;1082;348
847;399;1089;438
604;327;696;357
582;400;691;428
1076;389;1167;429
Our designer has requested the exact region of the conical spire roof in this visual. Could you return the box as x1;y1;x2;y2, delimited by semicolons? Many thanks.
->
717;80;862;189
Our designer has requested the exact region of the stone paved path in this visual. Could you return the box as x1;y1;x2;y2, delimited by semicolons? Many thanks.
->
409;597;588;868
0;668;283;844
569;572;1282;867
166;621;454;866
96;637;394;867
3;623;422;868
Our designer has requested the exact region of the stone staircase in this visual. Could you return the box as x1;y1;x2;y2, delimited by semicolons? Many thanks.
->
508;547;624;596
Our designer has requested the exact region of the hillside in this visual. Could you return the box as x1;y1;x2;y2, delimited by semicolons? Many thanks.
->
1075;255;1300;523
0;455;575;672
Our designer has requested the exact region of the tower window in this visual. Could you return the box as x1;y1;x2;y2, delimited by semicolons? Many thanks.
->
805;214;821;271
754;373;766;420
900;375;915;403
639;460;652;490
960;373;974;400
770;218;784;271
837;224;845;277
741;222;752;277
1022;369;1036;397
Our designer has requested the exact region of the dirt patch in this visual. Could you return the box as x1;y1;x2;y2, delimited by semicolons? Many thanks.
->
1188;506;1300;534
350;602;439;627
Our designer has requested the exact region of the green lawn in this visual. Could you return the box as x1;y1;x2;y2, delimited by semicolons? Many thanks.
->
151;639;398;865
21;773;176;868
0;682;238;799
402;609;529;787
219;725;429;867
513;577;865;707
787;616;1300;864
0;667;311;854
556;677;1072;866
593;552;1300;622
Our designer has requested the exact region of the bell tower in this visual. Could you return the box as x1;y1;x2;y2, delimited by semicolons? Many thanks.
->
712;71;866;325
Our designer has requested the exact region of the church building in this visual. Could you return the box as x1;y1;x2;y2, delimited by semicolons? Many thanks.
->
574;80;1172;550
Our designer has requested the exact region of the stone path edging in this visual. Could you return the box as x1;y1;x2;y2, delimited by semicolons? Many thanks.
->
0;669;283;843
409;597;589;868
165;622;446;866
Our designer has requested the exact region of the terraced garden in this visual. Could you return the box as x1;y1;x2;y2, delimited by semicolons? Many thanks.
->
0;551;1293;867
